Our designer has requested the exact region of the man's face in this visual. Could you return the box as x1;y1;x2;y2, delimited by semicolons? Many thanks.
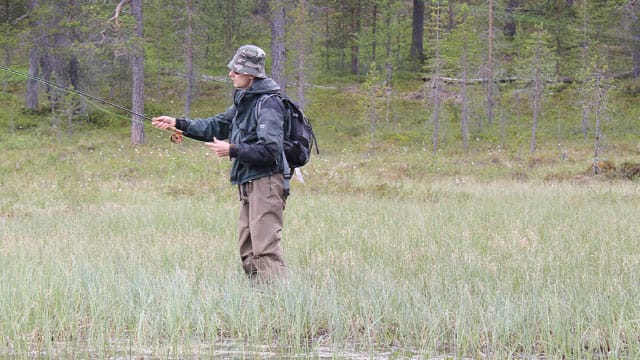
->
229;70;254;89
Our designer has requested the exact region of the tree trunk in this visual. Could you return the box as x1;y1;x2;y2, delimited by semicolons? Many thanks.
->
410;0;424;60
26;46;39;110
530;52;544;154
324;5;330;71
25;0;40;110
350;1;361;76
629;0;640;78
184;0;194;115
461;46;469;150
504;0;518;38
486;0;495;125
292;0;308;108
270;0;286;94
371;3;377;64
130;0;145;145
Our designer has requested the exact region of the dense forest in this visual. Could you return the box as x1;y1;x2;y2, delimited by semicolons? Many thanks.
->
1;0;639;156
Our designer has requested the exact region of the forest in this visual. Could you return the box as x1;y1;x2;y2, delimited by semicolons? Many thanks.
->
1;0;639;157
2;2;640;359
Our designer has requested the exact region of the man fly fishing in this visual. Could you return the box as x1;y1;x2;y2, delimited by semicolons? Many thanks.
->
151;45;288;284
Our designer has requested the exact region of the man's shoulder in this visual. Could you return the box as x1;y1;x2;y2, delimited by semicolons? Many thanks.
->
252;77;281;93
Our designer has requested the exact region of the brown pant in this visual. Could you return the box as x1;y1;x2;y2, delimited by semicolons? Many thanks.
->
237;173;286;282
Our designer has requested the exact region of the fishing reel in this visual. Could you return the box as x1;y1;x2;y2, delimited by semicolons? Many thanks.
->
170;131;184;144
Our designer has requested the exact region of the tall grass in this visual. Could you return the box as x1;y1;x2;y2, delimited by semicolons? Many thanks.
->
1;131;639;359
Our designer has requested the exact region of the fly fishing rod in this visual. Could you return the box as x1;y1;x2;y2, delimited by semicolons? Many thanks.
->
1;66;184;143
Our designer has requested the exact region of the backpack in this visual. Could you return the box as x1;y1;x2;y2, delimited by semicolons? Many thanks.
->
256;94;319;197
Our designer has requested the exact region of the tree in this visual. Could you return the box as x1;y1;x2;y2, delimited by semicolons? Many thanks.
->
290;0;311;107
504;0;519;39
361;62;383;147
425;0;447;152
183;0;195;115
0;0;26;91
410;0;424;61
515;24;555;153
270;0;286;93
111;0;146;145
442;4;481;150
25;0;42;110
485;0;495;125
623;0;640;78
589;66;612;174
349;0;362;75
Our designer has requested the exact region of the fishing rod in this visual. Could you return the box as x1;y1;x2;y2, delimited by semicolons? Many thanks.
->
1;66;184;143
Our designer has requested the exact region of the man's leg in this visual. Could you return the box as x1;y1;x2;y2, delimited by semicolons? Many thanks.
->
240;174;286;282
237;185;255;276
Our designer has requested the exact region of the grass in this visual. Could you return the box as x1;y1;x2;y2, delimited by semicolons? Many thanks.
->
1;125;640;359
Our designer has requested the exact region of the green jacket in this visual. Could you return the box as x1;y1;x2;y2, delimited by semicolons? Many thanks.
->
175;78;285;185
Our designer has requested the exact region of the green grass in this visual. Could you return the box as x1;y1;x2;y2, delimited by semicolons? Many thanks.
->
1;127;639;359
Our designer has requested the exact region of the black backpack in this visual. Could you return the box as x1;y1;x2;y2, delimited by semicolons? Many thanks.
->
256;94;319;196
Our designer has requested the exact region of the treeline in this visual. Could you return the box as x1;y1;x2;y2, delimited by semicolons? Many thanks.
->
1;0;639;150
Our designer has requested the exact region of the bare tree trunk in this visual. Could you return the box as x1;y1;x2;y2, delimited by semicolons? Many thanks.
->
130;0;145;145
292;0;308;108
431;3;443;153
592;73;604;174
461;48;469;150
625;0;640;77
270;0;286;94
26;46;39;110
324;5;330;71
350;1;361;76
580;0;590;138
25;0;40;110
184;0;194;115
486;0;495;125
530;86;540;153
410;0;424;60
371;3;377;64
530;53;544;154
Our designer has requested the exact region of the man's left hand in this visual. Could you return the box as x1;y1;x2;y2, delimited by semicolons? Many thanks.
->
205;137;231;157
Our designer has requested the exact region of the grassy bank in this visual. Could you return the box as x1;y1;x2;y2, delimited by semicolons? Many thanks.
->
1;129;639;359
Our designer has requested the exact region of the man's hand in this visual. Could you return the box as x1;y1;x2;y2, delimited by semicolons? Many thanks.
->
151;116;177;131
205;137;232;157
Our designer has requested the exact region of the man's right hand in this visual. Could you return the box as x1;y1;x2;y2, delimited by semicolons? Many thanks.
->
151;116;177;131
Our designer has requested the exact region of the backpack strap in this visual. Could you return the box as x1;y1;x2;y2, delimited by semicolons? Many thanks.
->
255;93;291;199
282;151;291;199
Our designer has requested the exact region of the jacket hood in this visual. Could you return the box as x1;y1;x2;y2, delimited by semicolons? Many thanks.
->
245;77;281;95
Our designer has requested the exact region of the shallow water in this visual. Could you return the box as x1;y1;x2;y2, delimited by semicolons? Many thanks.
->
1;339;431;360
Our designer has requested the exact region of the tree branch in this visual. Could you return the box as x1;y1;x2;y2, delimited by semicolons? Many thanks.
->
110;0;131;27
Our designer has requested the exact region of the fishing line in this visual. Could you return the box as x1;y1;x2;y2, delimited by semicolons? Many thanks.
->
1;66;184;143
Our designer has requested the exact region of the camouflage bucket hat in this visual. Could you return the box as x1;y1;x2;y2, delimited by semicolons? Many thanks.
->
227;45;267;78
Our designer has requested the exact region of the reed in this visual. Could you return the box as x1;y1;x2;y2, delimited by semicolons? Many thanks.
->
1;133;639;359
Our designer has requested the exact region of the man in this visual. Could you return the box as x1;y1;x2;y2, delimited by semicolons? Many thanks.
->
152;45;287;283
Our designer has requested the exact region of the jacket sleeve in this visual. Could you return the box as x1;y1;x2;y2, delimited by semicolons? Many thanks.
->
175;105;235;142
231;96;284;166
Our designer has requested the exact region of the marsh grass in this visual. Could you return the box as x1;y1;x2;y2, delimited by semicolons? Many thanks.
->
1;131;640;359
